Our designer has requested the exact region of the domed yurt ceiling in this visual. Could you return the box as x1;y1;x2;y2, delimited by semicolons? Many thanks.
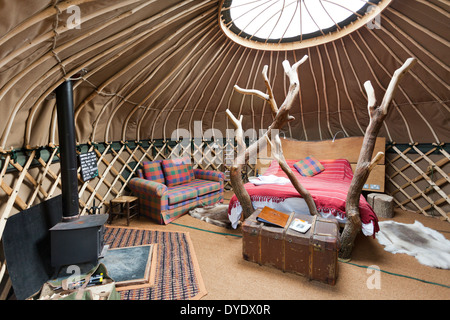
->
0;0;448;151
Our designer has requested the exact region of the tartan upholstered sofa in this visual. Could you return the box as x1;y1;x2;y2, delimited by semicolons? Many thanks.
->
128;156;224;224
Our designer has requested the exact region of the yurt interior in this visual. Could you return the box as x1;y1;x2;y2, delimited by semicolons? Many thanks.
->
0;0;449;304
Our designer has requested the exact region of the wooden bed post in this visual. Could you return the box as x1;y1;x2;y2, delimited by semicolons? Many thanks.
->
226;55;319;219
265;133;318;216
226;109;254;219
339;57;417;260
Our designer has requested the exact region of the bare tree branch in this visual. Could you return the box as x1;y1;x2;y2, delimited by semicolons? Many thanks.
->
265;133;319;216
364;80;376;111
233;85;270;102
261;65;278;114
380;57;417;114
339;58;416;260
227;55;309;220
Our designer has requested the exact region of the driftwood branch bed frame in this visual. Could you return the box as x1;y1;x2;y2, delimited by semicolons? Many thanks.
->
226;56;416;260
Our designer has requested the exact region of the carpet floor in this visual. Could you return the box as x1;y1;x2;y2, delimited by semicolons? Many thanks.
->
107;196;450;300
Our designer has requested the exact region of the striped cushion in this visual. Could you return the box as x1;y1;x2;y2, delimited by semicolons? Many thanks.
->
142;161;165;183
293;156;325;177
161;159;192;186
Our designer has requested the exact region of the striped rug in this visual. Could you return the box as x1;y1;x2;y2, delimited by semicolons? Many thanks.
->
104;226;207;300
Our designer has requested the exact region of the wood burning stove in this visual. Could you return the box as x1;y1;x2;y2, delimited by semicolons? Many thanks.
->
50;79;108;268
50;215;107;267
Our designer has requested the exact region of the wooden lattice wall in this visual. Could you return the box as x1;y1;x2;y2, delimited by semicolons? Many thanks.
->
385;143;449;221
0;139;449;298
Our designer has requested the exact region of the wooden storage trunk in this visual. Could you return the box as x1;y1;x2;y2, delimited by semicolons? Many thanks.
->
242;209;340;285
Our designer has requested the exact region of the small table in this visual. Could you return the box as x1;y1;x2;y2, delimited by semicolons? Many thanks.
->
108;196;140;226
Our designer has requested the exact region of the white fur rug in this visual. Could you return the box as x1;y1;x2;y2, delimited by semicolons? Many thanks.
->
189;204;232;228
376;220;450;269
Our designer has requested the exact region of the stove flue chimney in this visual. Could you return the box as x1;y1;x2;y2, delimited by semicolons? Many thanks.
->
55;79;79;221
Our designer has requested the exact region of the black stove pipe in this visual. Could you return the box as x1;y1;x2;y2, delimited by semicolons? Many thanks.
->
55;80;79;221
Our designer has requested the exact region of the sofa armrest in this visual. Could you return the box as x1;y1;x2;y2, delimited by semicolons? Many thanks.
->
129;177;167;197
136;168;144;179
193;169;224;182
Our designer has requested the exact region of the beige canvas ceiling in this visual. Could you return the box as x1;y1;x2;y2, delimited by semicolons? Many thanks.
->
0;0;448;152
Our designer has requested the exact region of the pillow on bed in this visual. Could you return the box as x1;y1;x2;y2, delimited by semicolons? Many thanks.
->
317;159;348;180
293;156;325;177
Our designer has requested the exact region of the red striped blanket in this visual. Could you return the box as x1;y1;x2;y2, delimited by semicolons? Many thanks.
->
228;159;379;234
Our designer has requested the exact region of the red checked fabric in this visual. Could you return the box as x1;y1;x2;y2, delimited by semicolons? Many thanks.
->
228;159;379;235
142;161;165;183
293;156;325;177
161;160;192;186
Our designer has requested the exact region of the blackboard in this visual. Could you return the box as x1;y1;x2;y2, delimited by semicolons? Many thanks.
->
79;151;98;182
3;195;63;300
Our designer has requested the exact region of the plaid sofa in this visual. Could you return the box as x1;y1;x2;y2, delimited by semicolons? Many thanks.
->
129;157;224;224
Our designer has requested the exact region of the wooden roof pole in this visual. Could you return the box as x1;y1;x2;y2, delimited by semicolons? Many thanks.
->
88;8;216;142
0;0;147;71
6;0;196;149
178;40;234;136
0;0;97;47
116;2;215;142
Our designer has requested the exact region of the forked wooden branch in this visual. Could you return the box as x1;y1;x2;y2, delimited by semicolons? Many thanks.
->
225;109;254;218
233;85;270;104
225;109;245;163
380;57;416;114
234;65;278;115
265;133;319;216
339;57;417;260
282;55;308;86
261;65;278;113
227;55;308;219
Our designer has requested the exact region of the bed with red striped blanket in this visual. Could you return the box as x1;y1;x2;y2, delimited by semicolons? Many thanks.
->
227;159;379;237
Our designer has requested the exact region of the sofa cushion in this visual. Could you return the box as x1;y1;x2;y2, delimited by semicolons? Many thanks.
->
142;161;165;183
180;156;195;181
182;179;220;196
168;156;194;179
166;185;197;205
161;159;192;187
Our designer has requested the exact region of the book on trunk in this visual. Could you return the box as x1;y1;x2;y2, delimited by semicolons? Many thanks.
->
256;206;290;228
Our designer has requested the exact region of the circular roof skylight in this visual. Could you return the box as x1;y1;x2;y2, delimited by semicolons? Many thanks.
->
219;0;393;50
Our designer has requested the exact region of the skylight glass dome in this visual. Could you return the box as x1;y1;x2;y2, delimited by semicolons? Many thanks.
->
219;0;392;50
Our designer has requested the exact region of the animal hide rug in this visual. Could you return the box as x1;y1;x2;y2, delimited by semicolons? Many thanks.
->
376;220;450;269
189;204;232;228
